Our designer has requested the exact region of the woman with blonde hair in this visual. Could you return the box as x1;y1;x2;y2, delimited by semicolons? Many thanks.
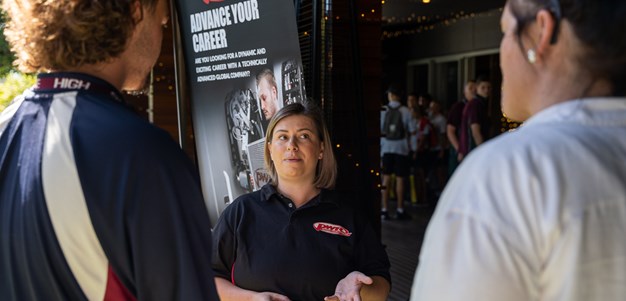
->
212;101;391;301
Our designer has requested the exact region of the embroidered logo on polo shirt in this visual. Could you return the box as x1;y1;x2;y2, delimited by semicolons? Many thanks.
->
313;222;352;237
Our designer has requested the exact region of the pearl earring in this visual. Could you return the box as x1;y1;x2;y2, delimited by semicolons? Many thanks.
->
527;49;537;64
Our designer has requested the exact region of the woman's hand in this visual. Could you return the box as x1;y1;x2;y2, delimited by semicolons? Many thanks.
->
216;277;291;301
255;291;291;301
324;271;373;301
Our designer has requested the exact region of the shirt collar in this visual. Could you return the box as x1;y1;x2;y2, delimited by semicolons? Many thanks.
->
523;97;626;128
35;72;126;104
259;184;339;207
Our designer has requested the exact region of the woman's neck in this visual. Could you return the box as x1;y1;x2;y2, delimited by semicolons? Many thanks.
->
531;71;612;116
276;181;320;208
530;27;613;115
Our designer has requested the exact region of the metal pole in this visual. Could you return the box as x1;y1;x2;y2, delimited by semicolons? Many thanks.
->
169;0;189;149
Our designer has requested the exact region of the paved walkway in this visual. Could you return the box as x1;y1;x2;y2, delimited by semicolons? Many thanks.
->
381;204;436;301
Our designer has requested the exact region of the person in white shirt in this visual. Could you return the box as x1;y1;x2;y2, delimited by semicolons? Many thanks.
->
411;0;626;300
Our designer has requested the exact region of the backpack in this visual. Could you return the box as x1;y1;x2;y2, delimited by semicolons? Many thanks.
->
383;106;406;140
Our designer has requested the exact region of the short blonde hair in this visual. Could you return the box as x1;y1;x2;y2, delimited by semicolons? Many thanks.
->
2;0;160;73
264;101;337;189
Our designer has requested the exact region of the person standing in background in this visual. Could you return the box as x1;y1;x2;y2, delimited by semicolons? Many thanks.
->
458;76;489;161
427;100;447;196
0;1;219;300
407;92;419;111
475;76;492;103
381;85;414;220
412;0;626;300
418;93;433;118
409;106;432;206
475;75;493;139
446;80;474;174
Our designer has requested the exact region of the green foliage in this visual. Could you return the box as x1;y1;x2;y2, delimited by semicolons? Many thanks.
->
0;39;13;77
0;72;36;112
1;11;16;77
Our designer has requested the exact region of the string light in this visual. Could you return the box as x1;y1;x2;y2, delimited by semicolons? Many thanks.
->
501;114;522;132
382;8;501;40
330;138;382;189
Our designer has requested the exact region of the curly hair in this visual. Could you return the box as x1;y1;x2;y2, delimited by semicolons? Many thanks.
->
2;0;160;73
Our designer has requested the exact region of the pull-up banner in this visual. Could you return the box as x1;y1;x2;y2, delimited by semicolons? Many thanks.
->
175;0;306;224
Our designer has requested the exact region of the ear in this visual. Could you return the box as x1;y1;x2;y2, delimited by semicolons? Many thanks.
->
533;9;557;59
131;0;144;24
319;142;324;159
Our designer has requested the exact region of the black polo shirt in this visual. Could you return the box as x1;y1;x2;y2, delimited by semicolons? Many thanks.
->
212;184;391;300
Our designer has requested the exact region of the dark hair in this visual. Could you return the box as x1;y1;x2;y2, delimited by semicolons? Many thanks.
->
419;93;433;101
474;75;490;84
508;0;626;96
386;84;403;97
264;101;337;189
